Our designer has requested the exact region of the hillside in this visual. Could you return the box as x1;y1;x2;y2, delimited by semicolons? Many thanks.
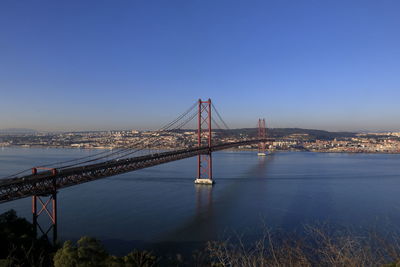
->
216;128;356;140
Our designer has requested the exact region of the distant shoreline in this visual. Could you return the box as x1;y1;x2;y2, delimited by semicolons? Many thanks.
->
2;145;400;154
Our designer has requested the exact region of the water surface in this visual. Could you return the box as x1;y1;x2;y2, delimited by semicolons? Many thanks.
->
1;147;400;255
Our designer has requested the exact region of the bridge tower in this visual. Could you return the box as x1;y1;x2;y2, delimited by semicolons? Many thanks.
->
258;118;267;156
194;98;214;185
31;167;58;244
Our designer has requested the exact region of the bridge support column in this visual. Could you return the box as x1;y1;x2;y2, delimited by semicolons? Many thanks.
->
31;168;58;245
32;192;58;245
195;98;214;185
258;118;267;156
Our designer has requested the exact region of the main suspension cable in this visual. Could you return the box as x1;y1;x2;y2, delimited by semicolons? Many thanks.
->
58;105;199;169
211;103;230;130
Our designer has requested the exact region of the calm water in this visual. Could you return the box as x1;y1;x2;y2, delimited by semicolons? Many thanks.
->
2;147;400;255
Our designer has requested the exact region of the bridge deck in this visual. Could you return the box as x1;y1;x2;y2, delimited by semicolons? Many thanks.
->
0;139;269;203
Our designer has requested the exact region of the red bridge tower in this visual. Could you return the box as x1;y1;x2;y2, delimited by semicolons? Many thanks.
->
194;99;214;185
258;118;267;156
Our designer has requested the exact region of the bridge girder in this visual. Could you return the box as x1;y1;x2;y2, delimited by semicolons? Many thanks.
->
0;139;269;203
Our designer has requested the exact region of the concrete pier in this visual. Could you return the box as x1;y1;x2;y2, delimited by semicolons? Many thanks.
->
194;178;214;185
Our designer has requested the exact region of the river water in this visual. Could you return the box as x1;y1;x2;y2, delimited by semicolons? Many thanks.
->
1;147;400;255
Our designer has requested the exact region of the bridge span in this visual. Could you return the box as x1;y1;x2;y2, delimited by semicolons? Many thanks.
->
0;139;270;204
0;98;270;243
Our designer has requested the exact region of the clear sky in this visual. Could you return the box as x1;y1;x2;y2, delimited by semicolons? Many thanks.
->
1;0;399;132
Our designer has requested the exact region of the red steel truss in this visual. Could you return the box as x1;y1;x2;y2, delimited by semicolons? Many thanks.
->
32;193;57;244
32;167;57;244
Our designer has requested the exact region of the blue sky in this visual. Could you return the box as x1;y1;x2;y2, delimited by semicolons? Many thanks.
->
1;0;399;132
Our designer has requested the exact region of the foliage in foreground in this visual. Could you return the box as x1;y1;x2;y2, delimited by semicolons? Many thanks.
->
206;225;400;267
4;209;400;266
0;209;54;267
53;236;158;267
53;227;400;267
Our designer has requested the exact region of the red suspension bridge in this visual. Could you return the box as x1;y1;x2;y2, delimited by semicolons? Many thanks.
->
0;99;271;243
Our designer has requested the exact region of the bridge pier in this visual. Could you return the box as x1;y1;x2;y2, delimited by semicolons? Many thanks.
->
195;178;214;185
195;152;214;185
31;167;58;245
32;192;58;244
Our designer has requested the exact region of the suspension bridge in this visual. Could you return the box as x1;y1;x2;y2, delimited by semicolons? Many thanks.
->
0;99;270;243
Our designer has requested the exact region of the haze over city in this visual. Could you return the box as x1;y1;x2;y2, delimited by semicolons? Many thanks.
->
1;0;399;131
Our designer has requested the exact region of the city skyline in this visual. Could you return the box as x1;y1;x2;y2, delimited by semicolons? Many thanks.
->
1;0;400;132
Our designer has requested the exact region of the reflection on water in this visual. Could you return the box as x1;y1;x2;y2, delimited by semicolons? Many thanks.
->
195;184;213;221
2;148;400;255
